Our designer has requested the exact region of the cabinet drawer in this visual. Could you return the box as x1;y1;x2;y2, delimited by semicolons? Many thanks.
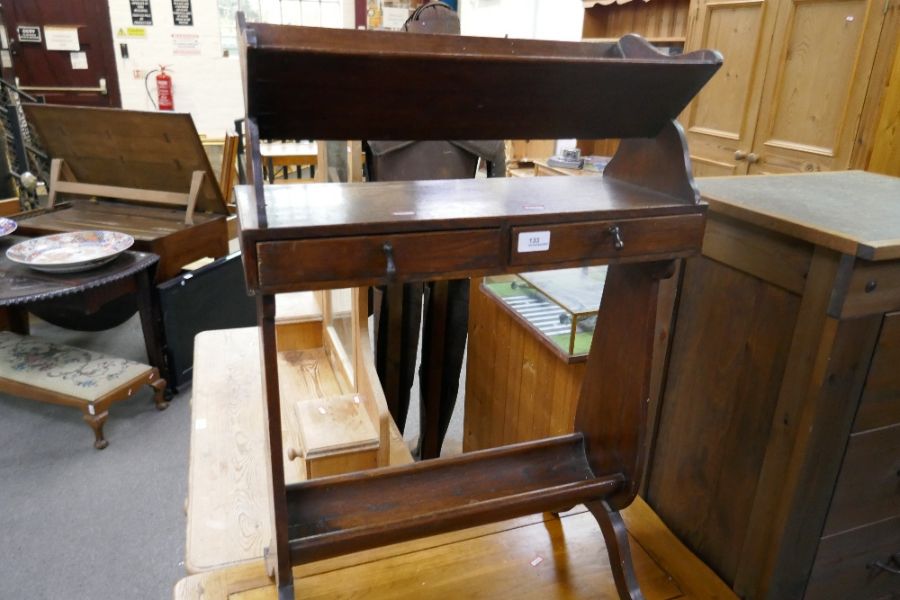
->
823;423;900;536
509;214;704;267
854;312;900;433
805;516;900;600
256;229;502;291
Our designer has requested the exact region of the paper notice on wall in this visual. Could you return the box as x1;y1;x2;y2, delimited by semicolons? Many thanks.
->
172;33;200;55
44;26;80;51
70;51;88;70
0;51;11;69
382;7;411;30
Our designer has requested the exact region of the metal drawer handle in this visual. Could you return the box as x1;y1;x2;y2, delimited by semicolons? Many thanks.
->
383;242;396;278
609;225;624;250
869;553;900;575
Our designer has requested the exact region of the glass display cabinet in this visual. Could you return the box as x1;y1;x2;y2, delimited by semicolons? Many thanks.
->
482;266;607;362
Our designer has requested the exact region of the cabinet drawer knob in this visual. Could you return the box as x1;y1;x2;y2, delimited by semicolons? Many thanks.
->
734;150;748;161
383;242;397;278
869;553;900;575
747;152;760;164
609;225;624;250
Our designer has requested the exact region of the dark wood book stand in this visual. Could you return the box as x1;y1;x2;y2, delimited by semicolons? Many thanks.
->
236;16;721;599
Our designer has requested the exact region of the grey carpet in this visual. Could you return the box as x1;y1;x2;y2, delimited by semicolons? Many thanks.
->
0;316;190;600
0;313;464;599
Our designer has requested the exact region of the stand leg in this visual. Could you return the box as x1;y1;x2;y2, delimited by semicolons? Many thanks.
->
1;306;29;334
135;265;174;396
83;410;110;450
586;499;644;600
150;375;169;410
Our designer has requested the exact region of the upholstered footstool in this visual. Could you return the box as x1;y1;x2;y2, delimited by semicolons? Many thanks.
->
0;331;168;449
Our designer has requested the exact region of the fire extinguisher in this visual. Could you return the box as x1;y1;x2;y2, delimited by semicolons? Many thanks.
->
156;66;174;111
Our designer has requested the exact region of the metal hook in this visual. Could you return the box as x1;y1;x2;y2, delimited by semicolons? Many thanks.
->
609;225;624;250
383;242;396;278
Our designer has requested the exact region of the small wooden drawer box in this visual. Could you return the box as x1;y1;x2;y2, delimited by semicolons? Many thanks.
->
509;214;705;268
257;228;502;291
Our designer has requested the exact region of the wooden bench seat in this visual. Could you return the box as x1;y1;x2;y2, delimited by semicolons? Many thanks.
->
0;331;167;448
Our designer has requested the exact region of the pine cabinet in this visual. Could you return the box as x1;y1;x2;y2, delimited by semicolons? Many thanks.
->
682;0;900;176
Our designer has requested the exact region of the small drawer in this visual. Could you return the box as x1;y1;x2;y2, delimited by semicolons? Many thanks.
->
823;423;900;536
509;214;704;267
805;516;900;600
256;229;502;291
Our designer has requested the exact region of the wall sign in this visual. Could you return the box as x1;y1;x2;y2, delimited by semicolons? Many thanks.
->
172;0;194;26
17;26;42;44
44;26;80;52
172;33;200;55
130;0;153;26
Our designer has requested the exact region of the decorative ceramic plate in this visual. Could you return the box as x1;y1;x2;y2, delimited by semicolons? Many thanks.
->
5;230;134;273
0;217;16;237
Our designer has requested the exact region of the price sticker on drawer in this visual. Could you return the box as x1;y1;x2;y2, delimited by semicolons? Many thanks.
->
517;230;551;253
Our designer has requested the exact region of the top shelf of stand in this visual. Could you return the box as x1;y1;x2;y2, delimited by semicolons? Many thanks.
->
239;21;722;141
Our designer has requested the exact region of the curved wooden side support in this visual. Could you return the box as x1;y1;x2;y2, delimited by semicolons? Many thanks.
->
574;260;676;510
617;33;723;64
604;119;701;205
586;499;644;600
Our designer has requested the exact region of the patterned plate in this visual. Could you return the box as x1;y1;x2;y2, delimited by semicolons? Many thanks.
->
0;217;16;237
5;230;134;273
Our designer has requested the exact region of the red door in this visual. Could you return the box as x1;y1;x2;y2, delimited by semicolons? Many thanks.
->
1;1;121;107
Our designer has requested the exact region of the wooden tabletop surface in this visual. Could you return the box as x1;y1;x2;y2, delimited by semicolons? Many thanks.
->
175;496;736;599
185;327;412;573
16;200;224;242
0;235;157;307
236;176;704;238
699;171;900;260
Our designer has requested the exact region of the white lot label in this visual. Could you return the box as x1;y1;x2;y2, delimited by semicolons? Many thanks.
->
517;230;550;253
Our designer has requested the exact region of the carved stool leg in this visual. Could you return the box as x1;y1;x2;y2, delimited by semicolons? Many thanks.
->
83;410;110;450
586;499;644;600
150;376;170;410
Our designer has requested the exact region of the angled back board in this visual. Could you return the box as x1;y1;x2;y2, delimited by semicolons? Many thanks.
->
23;104;227;215
240;22;722;141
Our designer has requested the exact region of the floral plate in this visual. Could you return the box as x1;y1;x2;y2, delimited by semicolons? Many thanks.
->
0;217;16;237
5;230;134;273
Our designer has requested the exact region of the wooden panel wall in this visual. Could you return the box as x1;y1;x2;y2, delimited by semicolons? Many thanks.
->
867;42;900;177
464;280;585;452
646;256;802;582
